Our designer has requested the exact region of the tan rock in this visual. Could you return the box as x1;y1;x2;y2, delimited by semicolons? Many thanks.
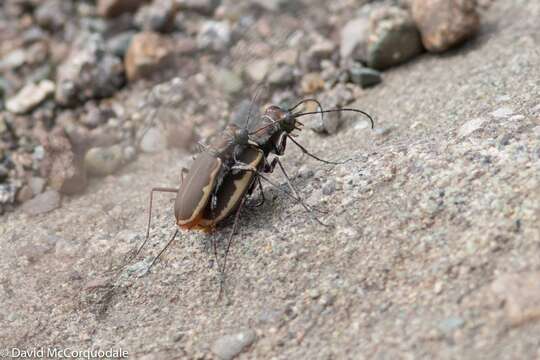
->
411;0;480;53
124;32;174;81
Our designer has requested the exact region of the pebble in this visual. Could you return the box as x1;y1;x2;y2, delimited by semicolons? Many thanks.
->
140;127;167;153
125;32;174;81
340;16;370;61
438;316;464;334
491;272;540;326
268;64;295;87
55;33;124;105
300;72;325;94
176;0;220;15
197;21;231;52
84;145;124;177
35;0;69;31
0;48;26;71
298;165;314;179
98;0;146;17
41;128;87;195
411;0;480;53
107;31;136;58
214;69;243;95
322;180;336;196
305;40;336;70
458;117;486;138
245;59;271;83
349;65;382;88
17;185;34;203
6;80;55;114
211;330;257;360
29;177;47;195
134;0;176;33
21;190;61;215
367;6;424;70
490;107;514;119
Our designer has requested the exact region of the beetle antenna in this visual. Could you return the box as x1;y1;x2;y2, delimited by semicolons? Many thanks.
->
288;98;324;126
287;135;348;165
293;108;375;129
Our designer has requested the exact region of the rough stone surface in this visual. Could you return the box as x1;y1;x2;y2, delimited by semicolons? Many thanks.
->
40;128;87;195
98;0;146;17
55;33;124;106
1;2;540;360
140;127;167;153
134;0;177;33
21;190;60;215
84;145;124;177
125;32;174;81
367;6;424;70
412;0;480;53
349;65;382;88
211;330;256;360
197;21;231;52
340;16;370;62
491;272;540;326
6;80;55;114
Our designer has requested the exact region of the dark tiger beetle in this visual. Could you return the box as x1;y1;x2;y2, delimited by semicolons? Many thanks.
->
127;98;374;298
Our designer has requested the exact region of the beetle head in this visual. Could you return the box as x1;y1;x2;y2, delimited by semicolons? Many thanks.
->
264;105;296;134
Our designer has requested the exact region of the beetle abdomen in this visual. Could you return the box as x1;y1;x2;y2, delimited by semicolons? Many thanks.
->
175;152;222;226
200;147;263;226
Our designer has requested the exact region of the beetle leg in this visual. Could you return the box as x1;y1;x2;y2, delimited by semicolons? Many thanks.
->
253;177;266;207
231;163;326;225
218;195;247;300
127;187;179;266
146;229;180;272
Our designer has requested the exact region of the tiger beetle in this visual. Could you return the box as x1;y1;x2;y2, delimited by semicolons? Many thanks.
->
127;97;374;299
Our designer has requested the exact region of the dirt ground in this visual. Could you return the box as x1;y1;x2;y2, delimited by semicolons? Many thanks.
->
1;1;540;359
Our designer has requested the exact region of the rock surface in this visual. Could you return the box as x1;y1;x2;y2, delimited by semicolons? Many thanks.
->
412;0;480;52
6;80;54;114
55;33;124;106
367;6;424;70
125;32;174;81
21;190;61;215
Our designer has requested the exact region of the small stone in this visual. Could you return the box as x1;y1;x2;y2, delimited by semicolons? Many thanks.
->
84;145;124;177
367;7;424;70
123;146;136;162
298;165;314;179
0;48;26;71
55;33;124;106
98;0;146;17
214;69;243;95
434;281;443;294
300;72;325;94
107;31;136;58
140;127;167;153
340;16;370;61
176;0;220;15
412;0;480;53
40;128;87;195
491;272;540;326
165;120;195;150
245;59;271;83
349;65;382;88
438;317;464;334
21;190;61;215
125;32;174;81
268;64;295;87
322;180;336;196
17;185;34;203
211;330;256;360
490;107;514;119
458;117;486;138
197;21;231;52
134;0;176;33
6;80;55;114
304;40;336;71
29;177;47;195
35;0;70;31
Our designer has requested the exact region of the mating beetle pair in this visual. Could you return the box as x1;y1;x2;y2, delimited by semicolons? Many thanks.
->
133;98;374;295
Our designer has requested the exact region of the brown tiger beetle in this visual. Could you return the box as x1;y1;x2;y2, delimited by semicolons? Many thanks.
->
122;97;374;300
